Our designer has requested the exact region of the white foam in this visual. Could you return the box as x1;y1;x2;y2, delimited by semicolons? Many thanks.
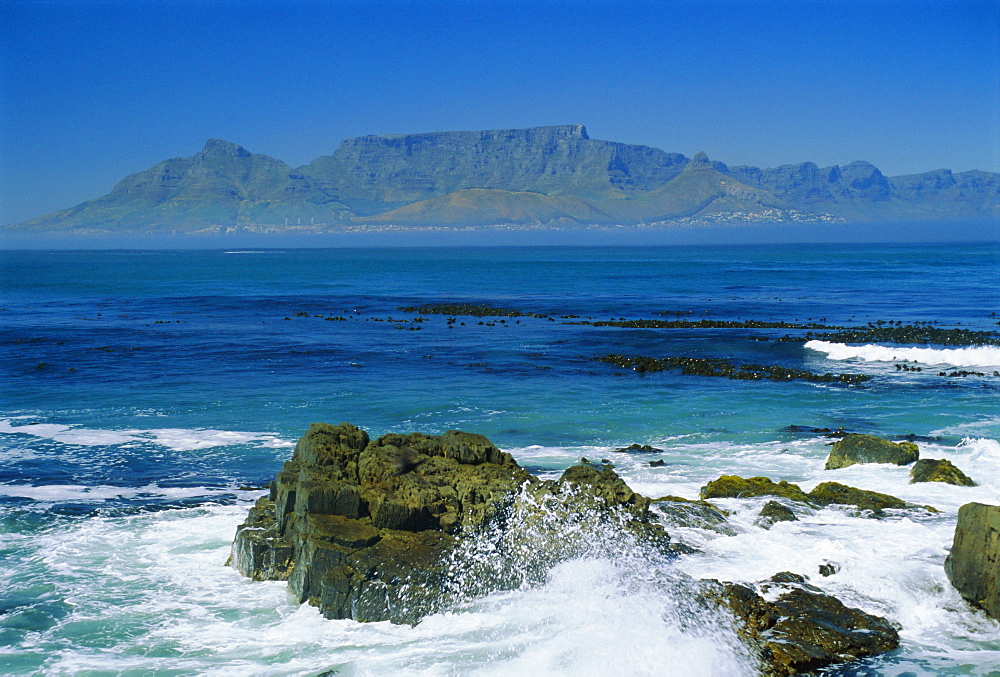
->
0;482;249;503
0;419;294;451
805;340;1000;369
23;504;752;676
957;436;1000;463
8;435;1000;674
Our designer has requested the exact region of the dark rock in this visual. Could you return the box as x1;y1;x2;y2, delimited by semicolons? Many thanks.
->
755;500;798;528
945;502;1000;620
825;433;919;470
781;424;833;434
649;459;665;467
700;475;812;503
909;458;976;486
705;572;900;676
781;425;851;438
818;562;840;577
613;443;664;454
899;433;944;443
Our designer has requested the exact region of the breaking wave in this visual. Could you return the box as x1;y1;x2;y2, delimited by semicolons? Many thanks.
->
805;340;1000;369
0;420;294;451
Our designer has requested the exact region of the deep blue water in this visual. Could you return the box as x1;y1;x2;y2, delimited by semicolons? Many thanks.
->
1;242;998;675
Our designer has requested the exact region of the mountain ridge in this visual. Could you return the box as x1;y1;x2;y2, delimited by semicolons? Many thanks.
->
9;125;998;233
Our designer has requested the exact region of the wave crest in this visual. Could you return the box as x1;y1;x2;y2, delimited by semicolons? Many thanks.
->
805;340;1000;369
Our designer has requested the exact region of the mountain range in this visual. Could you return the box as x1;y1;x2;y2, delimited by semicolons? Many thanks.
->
9;124;999;234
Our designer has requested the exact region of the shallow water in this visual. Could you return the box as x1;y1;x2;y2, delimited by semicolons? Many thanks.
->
1;242;998;675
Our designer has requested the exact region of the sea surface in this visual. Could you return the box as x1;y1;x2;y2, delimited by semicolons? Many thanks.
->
1;242;998;676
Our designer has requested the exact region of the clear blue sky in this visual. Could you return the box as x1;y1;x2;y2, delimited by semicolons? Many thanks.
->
1;0;997;225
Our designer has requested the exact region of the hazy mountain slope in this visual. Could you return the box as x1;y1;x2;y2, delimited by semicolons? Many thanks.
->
7;125;998;233
611;152;789;222
15;140;353;232
727;160;999;221
296;125;690;215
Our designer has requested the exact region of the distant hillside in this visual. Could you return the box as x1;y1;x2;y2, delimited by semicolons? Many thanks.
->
9;125;998;234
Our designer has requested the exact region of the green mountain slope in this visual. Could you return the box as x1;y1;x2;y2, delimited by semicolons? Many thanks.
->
360;188;614;227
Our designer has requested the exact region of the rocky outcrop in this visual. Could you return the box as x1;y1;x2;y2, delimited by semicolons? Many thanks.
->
230;422;686;624
231;423;903;674
945;502;1000;620
910;458;976;486
706;572;900;676
824;433;919;470
699;474;936;516
231;423;534;623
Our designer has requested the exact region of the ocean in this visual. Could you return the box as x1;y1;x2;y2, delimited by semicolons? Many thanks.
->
1;242;998;675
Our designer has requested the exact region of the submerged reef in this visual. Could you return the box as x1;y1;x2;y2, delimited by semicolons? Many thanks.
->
783;323;1000;346
396;303;549;318
597;354;872;384
231;422;902;674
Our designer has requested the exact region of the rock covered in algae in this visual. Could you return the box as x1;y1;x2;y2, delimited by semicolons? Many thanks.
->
698;474;936;516
945;502;1000;620
231;422;534;623
706;572;900;676
825;433;919;470
230;422;684;624
807;481;909;512
910;458;976;486
700;475;811;502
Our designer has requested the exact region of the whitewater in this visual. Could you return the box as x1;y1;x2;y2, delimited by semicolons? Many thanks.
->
806;340;1000;369
1;242;998;675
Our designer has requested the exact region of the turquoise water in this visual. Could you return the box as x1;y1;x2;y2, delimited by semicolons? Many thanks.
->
1;242;998;675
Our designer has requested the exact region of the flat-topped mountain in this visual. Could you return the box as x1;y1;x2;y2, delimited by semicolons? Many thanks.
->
10;125;998;233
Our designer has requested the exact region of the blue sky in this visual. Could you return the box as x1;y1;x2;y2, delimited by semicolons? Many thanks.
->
1;0;997;225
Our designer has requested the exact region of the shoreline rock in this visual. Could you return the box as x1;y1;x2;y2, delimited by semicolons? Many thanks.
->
945;502;1000;621
706;572;900;676
231;422;903;673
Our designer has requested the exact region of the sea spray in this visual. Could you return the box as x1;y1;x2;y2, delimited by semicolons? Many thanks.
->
426;484;755;676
